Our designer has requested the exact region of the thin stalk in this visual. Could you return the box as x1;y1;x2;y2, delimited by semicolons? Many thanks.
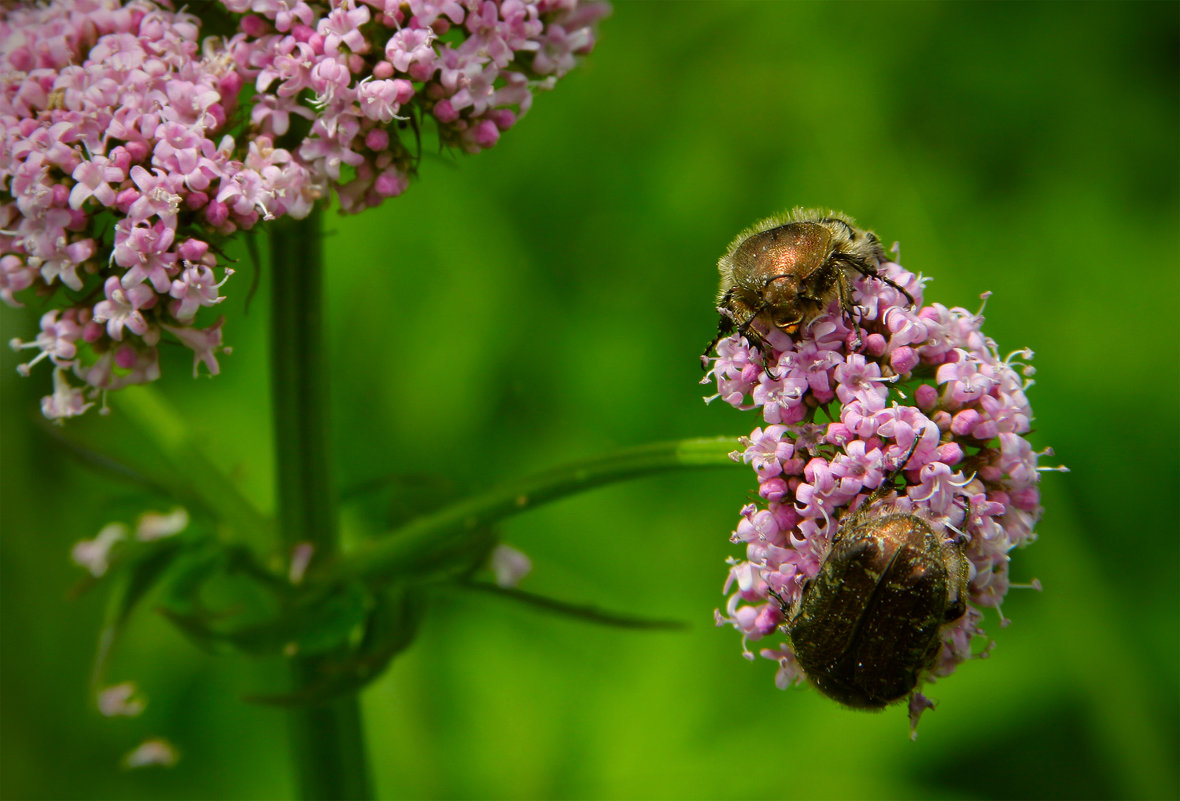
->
330;436;742;587
269;210;373;801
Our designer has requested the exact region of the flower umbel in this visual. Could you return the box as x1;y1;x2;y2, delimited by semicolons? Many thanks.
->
706;228;1052;732
2;0;609;419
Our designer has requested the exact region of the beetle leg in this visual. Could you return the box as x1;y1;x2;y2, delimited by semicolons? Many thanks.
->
833;269;864;349
766;586;789;617
738;309;782;378
839;254;915;308
874;272;915;307
701;310;737;368
854;437;923;516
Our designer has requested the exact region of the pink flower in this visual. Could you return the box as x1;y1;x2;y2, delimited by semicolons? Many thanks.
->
708;245;1052;723
93;275;155;340
157;78;223;127
319;2;371;56
69;156;126;209
152;122;221;191
533;22;588;75
9;310;80;375
122;738;178;769
357;77;411;122
126;166;184;224
71;522;129;577
309;54;354;106
787;338;841;398
937;349;998;404
24;220;97;291
752;370;809;425
0;255;36;306
409;0;466;27
441;53;498;116
828;440;884;499
162;316;227;377
215;168;274;220
169;262;232;321
386;27;437;75
834;352;889;408
3;0;609;417
113;219;178;292
42;368;94;420
461;1;529;67
739;425;795;481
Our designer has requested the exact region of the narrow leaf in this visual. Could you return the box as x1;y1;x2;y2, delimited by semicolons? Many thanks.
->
462;581;689;631
89;537;191;691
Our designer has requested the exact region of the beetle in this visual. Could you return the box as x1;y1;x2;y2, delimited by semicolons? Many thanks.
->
784;447;970;709
703;209;914;364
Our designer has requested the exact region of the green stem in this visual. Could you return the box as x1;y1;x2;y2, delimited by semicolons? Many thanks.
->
331;436;741;587
269;211;373;801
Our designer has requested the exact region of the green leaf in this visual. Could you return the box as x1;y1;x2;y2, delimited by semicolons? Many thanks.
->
160;571;370;659
157;542;229;616
340;473;461;532
462;581;689;631
40;423;175;501
89;535;194;691
244;584;424;706
155;543;252;654
287;581;369;656
110;387;273;543
157;541;295;655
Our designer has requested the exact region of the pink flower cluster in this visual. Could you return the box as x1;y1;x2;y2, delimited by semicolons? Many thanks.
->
706;259;1052;705
2;0;607;419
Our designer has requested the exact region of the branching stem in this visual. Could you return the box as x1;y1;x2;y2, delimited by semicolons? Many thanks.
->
270;211;373;801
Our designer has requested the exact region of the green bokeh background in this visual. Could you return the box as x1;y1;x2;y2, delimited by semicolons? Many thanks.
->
3;2;1178;799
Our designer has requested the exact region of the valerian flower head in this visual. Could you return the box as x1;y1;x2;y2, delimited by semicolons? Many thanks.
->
706;248;1055;732
2;0;609;419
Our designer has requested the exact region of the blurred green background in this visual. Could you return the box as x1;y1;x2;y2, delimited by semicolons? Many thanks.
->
3;1;1178;799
